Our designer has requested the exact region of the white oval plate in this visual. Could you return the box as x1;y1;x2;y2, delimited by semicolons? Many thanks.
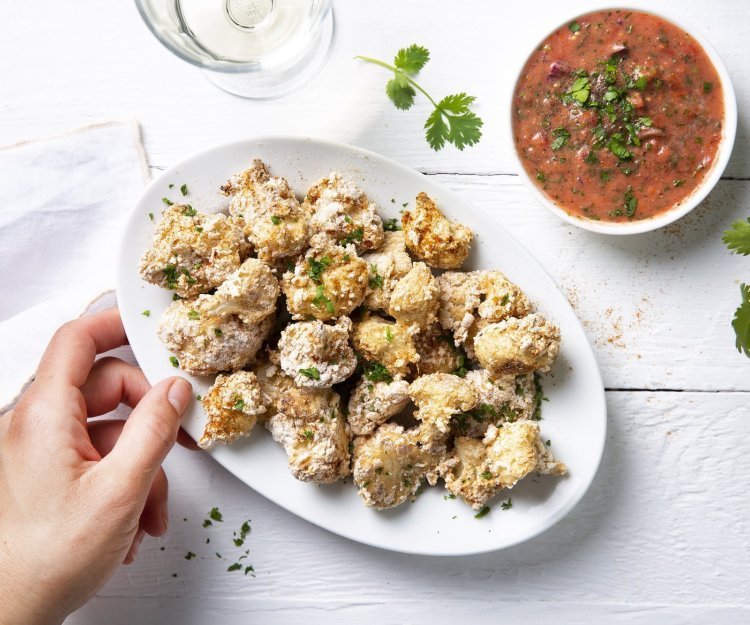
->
117;137;606;556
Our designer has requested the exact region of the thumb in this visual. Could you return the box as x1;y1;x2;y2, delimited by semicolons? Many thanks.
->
100;377;192;492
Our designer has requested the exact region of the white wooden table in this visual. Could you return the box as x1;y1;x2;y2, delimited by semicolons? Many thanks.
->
3;0;749;622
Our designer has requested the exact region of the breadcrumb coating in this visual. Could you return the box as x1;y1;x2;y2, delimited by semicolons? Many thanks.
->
266;387;350;484
139;204;248;298
347;378;411;436
443;421;566;509
389;262;439;333
436;270;532;349
413;324;461;376
278;317;357;388
456;370;536;438
352;315;419;377
205;258;280;325
222;159;309;264
402;192;472;269
474;313;560;376
199;371;266;448
251;355;296;419
158;297;274;376
352;423;444;509
281;242;369;320
360;231;413;312
304;172;384;253
409;373;478;434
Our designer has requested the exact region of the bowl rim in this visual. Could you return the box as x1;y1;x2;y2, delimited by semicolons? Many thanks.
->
509;5;738;235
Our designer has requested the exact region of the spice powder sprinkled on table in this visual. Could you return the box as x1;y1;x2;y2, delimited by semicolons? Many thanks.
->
513;9;724;222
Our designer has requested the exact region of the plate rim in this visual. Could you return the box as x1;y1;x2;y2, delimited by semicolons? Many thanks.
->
116;134;608;556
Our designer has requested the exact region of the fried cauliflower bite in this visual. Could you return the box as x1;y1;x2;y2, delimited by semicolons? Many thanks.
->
443;421;566;509
157;259;279;375
139;204;248;298
158;297;274;376
408;373;478;434
413;324;461;376
199;371;266;448
456;370;536;438
351;315;419;378
278;317;357;388
303;172;384;253
474;313;560;376
347;378;411;436
281;242;369;320
401;192;472;270
266;387;350;483
436;270;532;348
352;423;443;509
206;258;280;325
360;231;413;311
251;355;296;419
221;159;309;264
388;262;439;333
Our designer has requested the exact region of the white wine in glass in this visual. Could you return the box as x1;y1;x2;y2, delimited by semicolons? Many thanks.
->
135;0;333;98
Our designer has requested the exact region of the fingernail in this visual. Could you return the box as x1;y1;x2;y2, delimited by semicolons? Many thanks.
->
161;508;169;534
168;378;193;414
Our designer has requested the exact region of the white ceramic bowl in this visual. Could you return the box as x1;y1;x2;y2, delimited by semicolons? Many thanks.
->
510;6;737;235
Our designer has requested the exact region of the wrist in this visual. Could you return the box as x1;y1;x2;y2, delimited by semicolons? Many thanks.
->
0;551;64;625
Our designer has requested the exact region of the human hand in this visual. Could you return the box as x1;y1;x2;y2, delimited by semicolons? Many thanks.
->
0;309;193;625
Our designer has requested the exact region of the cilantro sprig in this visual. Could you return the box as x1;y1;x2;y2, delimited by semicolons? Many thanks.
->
356;44;483;151
723;218;750;356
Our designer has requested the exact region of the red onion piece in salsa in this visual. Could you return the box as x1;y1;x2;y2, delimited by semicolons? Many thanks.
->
513;9;724;223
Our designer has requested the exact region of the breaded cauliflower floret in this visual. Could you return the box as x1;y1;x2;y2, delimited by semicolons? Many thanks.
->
157;259;278;375
409;373;478;434
251;355;296;419
443;421;566;509
266;387;350;483
436;270;532;348
413;324;461;376
278;317;357;388
352;423;443;509
281;242;369;320
222;159;309;264
352;315;419;378
401;192;472;269
158;297;274;376
206;258;280;325
199;371;266;448
304;172;384;253
474;313;560;376
456;370;536;438
347;378;410;436
139;204;248;298
388;262;439;333
360;231;413;312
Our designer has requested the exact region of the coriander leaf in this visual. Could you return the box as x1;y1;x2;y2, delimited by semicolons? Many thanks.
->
393;44;430;74
425;108;450;151
723;218;750;255
299;367;321;380
386;75;416;110
623;186;637;218
446;109;483;151
438;92;476;113
732;284;750;357
607;136;633;160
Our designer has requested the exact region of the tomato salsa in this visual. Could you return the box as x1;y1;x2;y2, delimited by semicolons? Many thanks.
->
513;9;724;223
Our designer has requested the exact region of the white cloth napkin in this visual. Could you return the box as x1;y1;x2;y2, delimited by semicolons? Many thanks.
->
0;121;150;409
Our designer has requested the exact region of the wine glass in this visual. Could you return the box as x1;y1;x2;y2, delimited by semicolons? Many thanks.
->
134;0;334;98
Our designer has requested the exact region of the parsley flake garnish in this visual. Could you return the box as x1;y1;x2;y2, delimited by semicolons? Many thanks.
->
501;497;513;511
568;21;581;33
369;264;384;289
551;127;570;151
362;360;393;383
182;205;197;217
356;44;482;151
187;309;200;320
209;507;223;522
340;227;364;246
142;309;151;317
233;395;245;411
303;429;314;441
383;218;401;231
162;197;173;206
299;367;321;381
169;356;179;368
227;563;242;572
307;256;332;283
271;215;282;225
474;506;491;519
180;183;188;196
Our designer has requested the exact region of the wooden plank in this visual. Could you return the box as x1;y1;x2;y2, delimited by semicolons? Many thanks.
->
1;0;748;177
65;391;749;623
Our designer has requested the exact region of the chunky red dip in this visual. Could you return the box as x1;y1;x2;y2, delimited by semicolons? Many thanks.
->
513;9;724;222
